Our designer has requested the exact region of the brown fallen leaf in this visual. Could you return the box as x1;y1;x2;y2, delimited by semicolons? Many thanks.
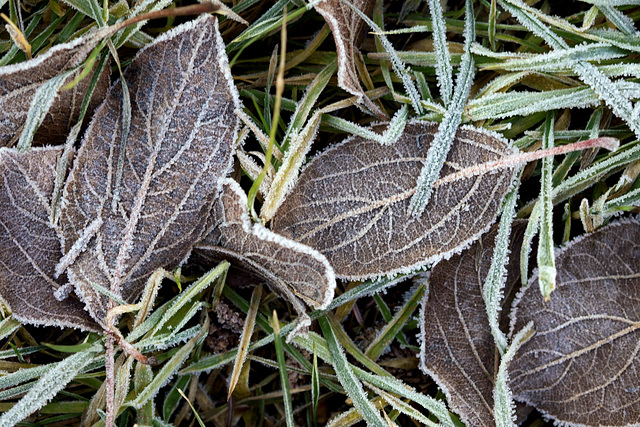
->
313;0;384;117
0;37;110;147
509;218;640;427
420;221;526;427
57;15;240;327
195;179;336;337
0;147;98;331
271;121;517;280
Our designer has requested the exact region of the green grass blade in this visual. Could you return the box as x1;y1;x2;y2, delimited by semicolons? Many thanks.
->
0;343;102;426
273;311;295;427
259;60;337;222
364;283;426;361
493;323;534;427
149;262;228;338
408;0;475;215
228;284;263;398
483;174;521;354
16;68;75;151
0;316;21;341
318;316;386;427
537;112;557;300
499;0;640;139
127;327;205;409
427;0;453;105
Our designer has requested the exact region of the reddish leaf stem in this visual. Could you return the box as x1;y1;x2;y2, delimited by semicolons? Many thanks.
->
434;137;619;187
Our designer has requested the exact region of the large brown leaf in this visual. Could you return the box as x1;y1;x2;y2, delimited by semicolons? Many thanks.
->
58;15;240;327
420;221;526;427
195;179;335;335
509;218;640;426
313;0;381;116
0;37;110;146
0;147;98;331
271;121;517;280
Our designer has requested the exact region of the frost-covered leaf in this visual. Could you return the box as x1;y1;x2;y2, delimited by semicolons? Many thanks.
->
58;15;240;327
0;147;98;331
509;218;640;427
419;222;526;427
271;121;516;280
195;179;336;336
313;0;380;115
0;36;110;147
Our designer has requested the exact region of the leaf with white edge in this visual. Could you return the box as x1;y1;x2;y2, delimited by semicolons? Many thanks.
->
419;221;526;427
0;37;109;147
271;121;517;280
0;147;99;331
313;0;383;117
195;179;336;338
509;218;640;427
58;15;240;328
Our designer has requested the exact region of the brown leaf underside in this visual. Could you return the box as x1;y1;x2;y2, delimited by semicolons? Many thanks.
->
271;121;517;281
509;218;640;427
420;221;526;427
0;37;110;147
58;15;239;327
0;147;98;331
195;179;335;333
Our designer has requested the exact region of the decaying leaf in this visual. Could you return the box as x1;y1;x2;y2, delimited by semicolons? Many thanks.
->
58;15;240;327
0;36;110;147
195;179;336;336
509;218;640;427
0;147;98;331
271;121;517;280
313;0;381;116
420;221;526;427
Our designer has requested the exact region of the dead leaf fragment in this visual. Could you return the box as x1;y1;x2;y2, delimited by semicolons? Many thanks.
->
0;147;98;331
58;15;240;327
509;218;640;427
195;179;336;336
0;37;110;146
313;0;382;116
420;222;526;427
271;121;517;280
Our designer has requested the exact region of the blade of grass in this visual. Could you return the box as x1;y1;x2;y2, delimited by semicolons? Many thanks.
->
483;173;521;354
177;388;206;427
228;285;262;399
537;112;557;300
273;311;295;427
318;316;386;427
0;343;102;426
408;0;476;215
364;283;426;361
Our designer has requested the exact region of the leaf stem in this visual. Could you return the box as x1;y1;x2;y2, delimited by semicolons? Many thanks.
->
434;137;619;187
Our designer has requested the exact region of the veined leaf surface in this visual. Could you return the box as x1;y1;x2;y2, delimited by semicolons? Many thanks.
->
0;36;110;147
0;147;98;331
509;218;640;427
271;121;517;280
195;179;335;335
58;15;240;326
420;222;526;427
